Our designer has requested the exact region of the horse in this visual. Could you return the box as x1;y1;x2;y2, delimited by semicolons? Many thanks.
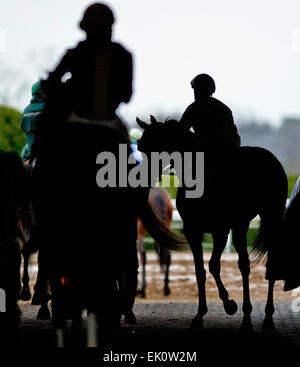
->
17;210;51;320
136;115;288;330
0;151;29;344
137;187;173;298
32;113;186;346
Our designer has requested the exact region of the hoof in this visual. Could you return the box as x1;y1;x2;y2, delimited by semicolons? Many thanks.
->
262;316;275;331
37;305;51;320
190;314;203;328
32;292;51;305
224;299;238;315
19;288;32;301
163;287;171;296
124;311;137;325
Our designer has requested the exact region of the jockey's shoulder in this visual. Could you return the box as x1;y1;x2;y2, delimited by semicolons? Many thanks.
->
209;97;232;113
22;100;44;116
69;40;132;56
111;41;132;55
193;97;232;113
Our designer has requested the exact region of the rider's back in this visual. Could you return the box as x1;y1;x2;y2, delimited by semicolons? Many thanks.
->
180;97;241;150
43;40;132;120
180;74;241;151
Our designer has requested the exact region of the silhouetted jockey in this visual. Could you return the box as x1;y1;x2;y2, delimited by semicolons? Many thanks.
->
21;81;46;164
40;2;132;130
179;74;241;151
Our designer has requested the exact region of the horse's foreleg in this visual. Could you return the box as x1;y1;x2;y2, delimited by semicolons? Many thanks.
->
137;235;146;298
263;279;275;330
210;231;238;316
32;249;51;306
19;253;32;301
232;228;253;329
184;228;207;327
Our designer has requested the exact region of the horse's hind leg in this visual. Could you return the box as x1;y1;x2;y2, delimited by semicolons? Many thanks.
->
210;230;238;316
163;250;171;296
263;279;275;330
19;253;32;301
155;241;171;296
232;227;253;329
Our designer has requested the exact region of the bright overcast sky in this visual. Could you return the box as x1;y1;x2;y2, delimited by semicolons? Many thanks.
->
1;0;300;126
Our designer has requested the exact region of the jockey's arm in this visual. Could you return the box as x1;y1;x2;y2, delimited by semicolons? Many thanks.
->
179;108;194;131
41;50;72;95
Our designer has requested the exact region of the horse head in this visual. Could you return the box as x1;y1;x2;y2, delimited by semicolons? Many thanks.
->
136;115;188;156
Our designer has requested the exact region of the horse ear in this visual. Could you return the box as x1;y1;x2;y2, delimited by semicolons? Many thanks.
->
150;115;158;124
136;117;149;130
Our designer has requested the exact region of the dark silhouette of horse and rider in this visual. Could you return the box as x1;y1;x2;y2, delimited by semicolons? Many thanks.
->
22;2;183;346
1;1;300;349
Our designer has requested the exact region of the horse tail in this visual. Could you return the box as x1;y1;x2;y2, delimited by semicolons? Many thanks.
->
250;196;287;262
139;202;187;251
249;218;272;263
250;199;287;265
250;219;285;283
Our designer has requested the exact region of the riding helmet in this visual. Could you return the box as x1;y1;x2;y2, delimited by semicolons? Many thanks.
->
80;3;115;30
191;74;216;96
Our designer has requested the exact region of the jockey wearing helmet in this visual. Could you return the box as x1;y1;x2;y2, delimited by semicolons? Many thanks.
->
21;81;46;163
40;3;132;125
179;74;241;151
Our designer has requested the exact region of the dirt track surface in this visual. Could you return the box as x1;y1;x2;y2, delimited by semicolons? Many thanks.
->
135;252;294;303
16;252;300;358
23;251;295;303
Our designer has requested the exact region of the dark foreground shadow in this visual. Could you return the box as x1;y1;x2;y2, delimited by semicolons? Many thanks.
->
5;302;297;365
